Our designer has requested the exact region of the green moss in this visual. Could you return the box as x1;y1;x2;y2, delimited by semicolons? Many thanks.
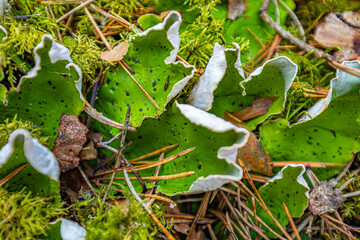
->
0;187;66;240
84;192;169;240
0;115;49;148
280;50;335;123
296;0;360;32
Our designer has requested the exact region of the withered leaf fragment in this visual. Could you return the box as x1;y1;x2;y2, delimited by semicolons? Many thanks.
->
228;0;247;21
229;96;278;121
53;114;88;172
100;41;130;62
223;112;272;176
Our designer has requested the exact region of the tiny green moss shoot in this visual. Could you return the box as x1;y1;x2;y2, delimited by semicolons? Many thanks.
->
0;187;66;240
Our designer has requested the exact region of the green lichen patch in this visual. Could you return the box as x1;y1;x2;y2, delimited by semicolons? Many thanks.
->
0;34;84;148
260;61;360;179
122;102;248;195
247;164;309;238
189;43;297;130
0;129;60;200
93;11;195;135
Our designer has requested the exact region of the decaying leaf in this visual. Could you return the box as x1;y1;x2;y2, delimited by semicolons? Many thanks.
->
314;12;360;61
223;112;272;176
79;141;97;161
229;96;279;121
100;41;130;62
53;114;88;172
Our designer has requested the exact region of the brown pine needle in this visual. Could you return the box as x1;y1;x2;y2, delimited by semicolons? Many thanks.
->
0;164;27;187
269;161;346;168
94;19;115;40
129;144;179;163
247;28;265;50
92;147;196;177
38;0;81;4
282;202;301;240
96;171;195;181
243;173;270;183
89;4;132;30
238;159;292;240
47;5;62;42
304;93;327;98
322;214;360;234
324;218;356;239
264;34;282;62
55;0;95;23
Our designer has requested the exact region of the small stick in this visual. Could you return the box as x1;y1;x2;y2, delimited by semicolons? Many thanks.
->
238;159;292;239
96;171;195;181
322;213;360;234
334;154;356;184
264;34;282;62
260;0;360;79
38;0;81;4
239;201;287;240
207;224;217;240
277;0;305;41
247;28;266;50
55;0;95;23
12;14;41;19
186;192;211;240
102;107;131;203
62;13;74;35
304;93;327;98
269;161;346;168
0;164;27;187
129;144;179;163
92;147;195;177
342;190;360;198
78;165;98;197
219;190;251;238
84;7;159;109
282;202;301;240
123;165;176;240
95;19;116;40
84;99;136;131
47;5;63;42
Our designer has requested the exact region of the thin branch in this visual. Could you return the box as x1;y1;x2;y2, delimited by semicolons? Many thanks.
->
282;202;300;240
78;165;98;197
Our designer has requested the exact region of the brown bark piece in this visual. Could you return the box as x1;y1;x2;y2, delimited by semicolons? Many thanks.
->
53;114;88;172
314;12;360;59
229;96;278;121
228;0;247;21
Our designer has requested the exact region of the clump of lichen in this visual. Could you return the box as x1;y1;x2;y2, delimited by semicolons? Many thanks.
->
0;187;66;240
0;115;49;148
84;193;168;240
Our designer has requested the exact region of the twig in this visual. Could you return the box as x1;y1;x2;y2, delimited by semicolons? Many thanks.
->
238;159;292;239
269;161;345;168
282;202;300;240
277;0;305;41
186;192;211;240
47;5;63;42
102;107;131;203
0;164;27;187
207;224;217;240
78;165;98;197
259;0;360;79
55;0;95;23
129;144;179;163
84;99;136;131
96;171;195;181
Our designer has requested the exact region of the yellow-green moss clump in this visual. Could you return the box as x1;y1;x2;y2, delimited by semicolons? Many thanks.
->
0;187;66;240
0;116;49;148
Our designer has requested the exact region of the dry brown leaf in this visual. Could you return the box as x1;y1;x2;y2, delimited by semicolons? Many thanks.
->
79;141;97;161
229;96;278;121
53;114;88;172
314;12;360;61
223;112;273;176
100;41;130;62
